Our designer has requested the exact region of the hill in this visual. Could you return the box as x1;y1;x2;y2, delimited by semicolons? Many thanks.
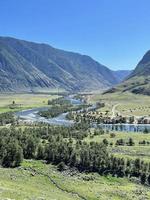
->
106;51;150;95
1;159;150;200
0;36;125;92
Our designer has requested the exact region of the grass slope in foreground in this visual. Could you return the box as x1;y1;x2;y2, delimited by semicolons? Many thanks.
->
0;160;150;200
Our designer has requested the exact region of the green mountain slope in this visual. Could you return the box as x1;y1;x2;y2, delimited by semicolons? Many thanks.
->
0;36;120;92
107;51;150;95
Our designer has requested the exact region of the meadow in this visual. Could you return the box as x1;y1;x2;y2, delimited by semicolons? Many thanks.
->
0;160;150;200
85;130;150;162
0;93;59;113
89;92;150;117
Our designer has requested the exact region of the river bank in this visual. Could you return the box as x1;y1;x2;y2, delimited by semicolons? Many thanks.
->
16;95;150;132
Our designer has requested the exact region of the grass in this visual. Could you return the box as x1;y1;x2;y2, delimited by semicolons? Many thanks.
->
85;130;150;162
0;92;150;199
1;160;150;200
89;92;150;117
0;93;59;113
82;91;150;162
85;130;150;144
0;167;77;200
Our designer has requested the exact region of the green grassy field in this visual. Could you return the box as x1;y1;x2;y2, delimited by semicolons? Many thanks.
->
0;93;59;113
0;160;150;200
85;130;150;162
89;92;150;117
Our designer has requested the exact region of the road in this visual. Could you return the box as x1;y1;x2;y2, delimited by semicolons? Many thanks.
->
111;104;120;119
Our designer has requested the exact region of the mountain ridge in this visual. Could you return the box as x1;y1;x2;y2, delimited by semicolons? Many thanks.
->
0;36;129;92
106;51;150;95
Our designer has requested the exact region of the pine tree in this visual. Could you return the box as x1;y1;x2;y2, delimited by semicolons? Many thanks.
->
37;144;45;160
147;174;150;185
140;173;146;185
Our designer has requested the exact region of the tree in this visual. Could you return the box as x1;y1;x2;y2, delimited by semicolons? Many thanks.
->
134;159;141;170
23;137;37;159
128;138;134;146
140;173;146;184
143;127;149;134
110;133;116;138
80;148;90;170
2;142;23;167
129;116;134;124
103;139;109;146
70;152;77;167
116;139;124;146
15;146;23;167
147;174;150;185
132;158;141;177
37;144;45;160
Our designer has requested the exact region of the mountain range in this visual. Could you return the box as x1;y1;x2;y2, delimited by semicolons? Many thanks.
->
0;36;130;92
106;51;150;95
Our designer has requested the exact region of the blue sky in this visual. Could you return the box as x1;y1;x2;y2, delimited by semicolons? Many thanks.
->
0;0;150;70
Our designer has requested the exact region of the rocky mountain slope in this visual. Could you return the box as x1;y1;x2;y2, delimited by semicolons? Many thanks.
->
0;36;124;92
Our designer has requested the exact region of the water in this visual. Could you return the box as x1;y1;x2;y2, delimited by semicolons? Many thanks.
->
95;123;150;132
16;96;150;131
15;96;79;126
64;96;82;105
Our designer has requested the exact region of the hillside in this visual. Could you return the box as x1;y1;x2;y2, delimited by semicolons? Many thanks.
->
0;36;125;92
1;159;150;200
106;51;150;95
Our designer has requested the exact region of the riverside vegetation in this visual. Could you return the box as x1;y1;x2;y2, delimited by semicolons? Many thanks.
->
39;97;89;118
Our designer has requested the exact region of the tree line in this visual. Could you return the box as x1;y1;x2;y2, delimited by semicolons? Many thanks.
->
0;124;150;185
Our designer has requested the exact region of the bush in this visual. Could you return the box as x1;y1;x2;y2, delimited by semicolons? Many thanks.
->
57;162;66;171
110;133;116;138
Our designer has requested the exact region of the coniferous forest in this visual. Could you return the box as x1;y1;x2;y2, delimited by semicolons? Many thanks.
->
0;122;150;186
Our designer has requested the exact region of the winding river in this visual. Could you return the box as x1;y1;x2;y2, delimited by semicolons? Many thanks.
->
16;96;150;132
16;97;80;126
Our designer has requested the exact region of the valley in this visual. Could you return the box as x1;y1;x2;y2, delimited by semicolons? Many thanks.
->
1;1;150;199
0;91;149;200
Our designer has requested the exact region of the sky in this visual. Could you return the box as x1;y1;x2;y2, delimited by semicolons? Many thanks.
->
0;0;150;70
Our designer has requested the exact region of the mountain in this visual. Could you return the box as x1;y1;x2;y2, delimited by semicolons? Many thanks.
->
112;70;132;82
106;51;150;95
0;36;121;92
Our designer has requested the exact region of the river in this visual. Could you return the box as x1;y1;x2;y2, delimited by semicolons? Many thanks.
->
16;96;150;132
16;96;82;126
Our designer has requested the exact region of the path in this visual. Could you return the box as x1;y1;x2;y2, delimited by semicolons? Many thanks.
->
111;104;120;119
24;167;87;200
